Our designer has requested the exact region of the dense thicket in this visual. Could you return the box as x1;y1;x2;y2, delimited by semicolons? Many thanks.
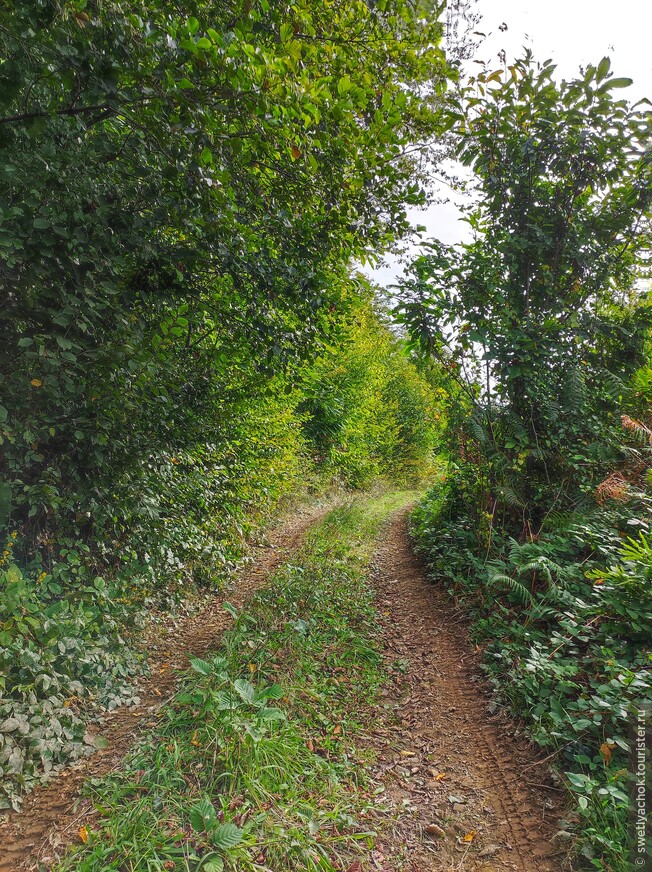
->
1;0;447;550
0;1;448;805
403;57;652;869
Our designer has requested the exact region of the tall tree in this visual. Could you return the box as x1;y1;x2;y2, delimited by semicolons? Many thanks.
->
0;0;450;540
397;54;652;532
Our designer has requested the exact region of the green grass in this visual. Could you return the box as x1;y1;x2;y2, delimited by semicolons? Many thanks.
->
57;490;418;872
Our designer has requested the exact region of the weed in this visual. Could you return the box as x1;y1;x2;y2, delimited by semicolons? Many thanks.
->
57;492;416;871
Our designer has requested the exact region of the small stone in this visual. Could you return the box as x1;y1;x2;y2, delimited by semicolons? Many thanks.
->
478;845;501;858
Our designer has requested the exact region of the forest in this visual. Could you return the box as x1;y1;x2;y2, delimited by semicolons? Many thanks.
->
0;1;650;871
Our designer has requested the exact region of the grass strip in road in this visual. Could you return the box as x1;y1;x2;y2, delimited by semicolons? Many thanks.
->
57;490;418;872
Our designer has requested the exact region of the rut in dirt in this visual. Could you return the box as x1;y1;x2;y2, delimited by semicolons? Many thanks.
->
367;511;565;872
0;501;331;872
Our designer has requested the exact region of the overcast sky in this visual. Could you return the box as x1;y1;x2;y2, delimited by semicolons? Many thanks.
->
366;0;652;286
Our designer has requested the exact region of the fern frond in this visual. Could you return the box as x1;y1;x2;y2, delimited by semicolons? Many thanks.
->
519;559;554;585
563;365;587;414
500;485;524;508
602;370;625;400
487;572;533;605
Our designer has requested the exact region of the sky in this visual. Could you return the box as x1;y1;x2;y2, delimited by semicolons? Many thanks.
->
365;0;652;287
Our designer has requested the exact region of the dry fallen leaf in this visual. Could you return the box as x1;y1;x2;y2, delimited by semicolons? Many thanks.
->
78;826;89;844
600;742;616;765
435;772;446;781
30;378;42;387
291;145;302;160
462;830;477;843
478;845;501;858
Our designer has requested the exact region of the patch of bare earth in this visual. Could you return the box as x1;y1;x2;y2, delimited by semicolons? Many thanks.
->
0;500;331;872
363;510;567;872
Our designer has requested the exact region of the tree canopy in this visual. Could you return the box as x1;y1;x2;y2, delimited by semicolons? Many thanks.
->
397;53;652;529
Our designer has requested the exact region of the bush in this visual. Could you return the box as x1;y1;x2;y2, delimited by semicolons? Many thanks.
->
300;290;438;486
0;544;141;808
412;469;652;870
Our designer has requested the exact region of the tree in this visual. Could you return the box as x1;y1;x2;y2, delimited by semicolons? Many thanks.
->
0;0;450;543
397;54;652;532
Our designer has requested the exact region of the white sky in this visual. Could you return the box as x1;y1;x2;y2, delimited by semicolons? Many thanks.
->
366;0;652;286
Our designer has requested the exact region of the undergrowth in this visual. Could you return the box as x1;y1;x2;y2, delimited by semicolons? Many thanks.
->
0;289;439;810
56;492;416;871
412;470;652;871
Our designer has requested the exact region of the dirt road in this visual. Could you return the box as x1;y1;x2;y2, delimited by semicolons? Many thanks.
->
366;511;565;871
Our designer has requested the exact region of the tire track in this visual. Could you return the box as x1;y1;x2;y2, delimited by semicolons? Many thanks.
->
367;511;566;871
0;500;333;872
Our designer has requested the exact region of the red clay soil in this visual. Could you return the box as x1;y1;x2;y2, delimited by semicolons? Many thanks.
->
0;500;331;872
364;510;567;872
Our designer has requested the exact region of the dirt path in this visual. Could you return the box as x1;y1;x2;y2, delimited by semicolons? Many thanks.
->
365;511;565;872
0;500;331;872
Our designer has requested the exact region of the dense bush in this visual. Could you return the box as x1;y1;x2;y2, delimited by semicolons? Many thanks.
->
398;56;652;868
300;290;438;486
0;287;440;806
412;465;652;869
0;542;142;808
0;0;448;806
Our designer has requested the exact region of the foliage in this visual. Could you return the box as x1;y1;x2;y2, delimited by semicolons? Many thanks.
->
300;286;439;486
396;54;652;533
0;0;448;804
57;493;415;871
412;470;652;870
0;0;448;549
400;59;652;864
0;540;141;809
0;285;440;807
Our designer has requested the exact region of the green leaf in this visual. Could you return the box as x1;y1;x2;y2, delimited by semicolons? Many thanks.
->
211;822;243;850
189;657;212;675
596;57;611;81
257;707;286;721
566;772;589;790
599;77;633;91
337;75;352;96
233;678;255;704
223;602;238;619
260;683;283;700
189;797;217;832
201;858;224;872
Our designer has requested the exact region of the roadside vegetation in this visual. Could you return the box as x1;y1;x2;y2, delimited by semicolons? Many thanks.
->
402;56;652;870
2;2;652;870
56;493;414;872
0;287;439;810
0;0;446;809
